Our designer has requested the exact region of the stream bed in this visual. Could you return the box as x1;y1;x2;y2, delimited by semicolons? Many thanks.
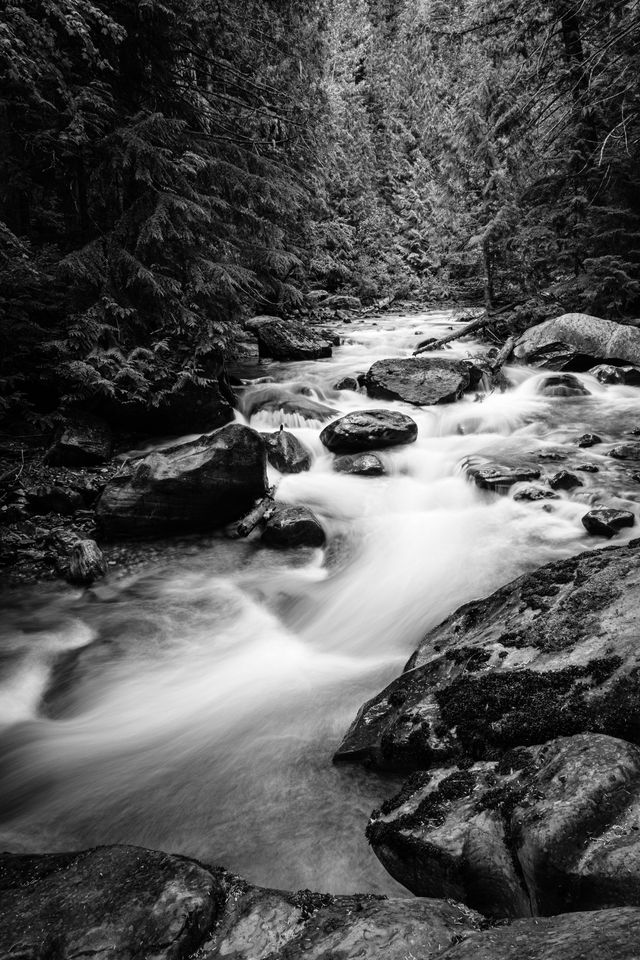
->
2;309;640;895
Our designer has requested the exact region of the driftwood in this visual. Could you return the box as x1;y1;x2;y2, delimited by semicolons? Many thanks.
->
228;485;277;538
489;336;516;374
413;314;489;355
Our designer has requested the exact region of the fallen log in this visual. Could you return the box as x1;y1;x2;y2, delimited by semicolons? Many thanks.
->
489;336;516;374
413;313;488;354
228;485;277;538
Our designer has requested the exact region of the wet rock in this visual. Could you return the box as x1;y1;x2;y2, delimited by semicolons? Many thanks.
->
334;543;640;772
44;415;113;466
262;429;312;473
582;508;635;538
365;356;471;405
242;387;338;425
334;376;359;391
0;842;485;960
549;470;583;491
247;316;333;361
317;327;340;346
262;505;325;548
25;484;84;515
97;423;267;538
576;434;602;448
320;410;418;453
334;453;386;476
591;363;640;386
537;373;590;397
66;539;107;585
0;845;219;960
577;463;600;472
512;485;558;502
514;313;640;370
610;443;640;460
367;734;640;919
466;461;541;492
441;907;640;960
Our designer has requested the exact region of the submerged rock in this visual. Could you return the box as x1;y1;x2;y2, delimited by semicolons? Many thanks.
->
514;313;640;370
262;505;325;548
334;543;640;772
365;356;471;405
466;461;541;492
262;429;312;473
247;316;333;361
242;386;338;425
582;508;635;538
537;373;590;397
97;423;267;538
320;410;418;453
367;734;640;919
334;453;386;476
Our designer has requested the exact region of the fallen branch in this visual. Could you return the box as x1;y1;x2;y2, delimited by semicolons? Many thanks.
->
228;485;277;538
489;336;516;374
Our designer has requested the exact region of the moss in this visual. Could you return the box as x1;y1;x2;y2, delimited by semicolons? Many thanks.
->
380;771;433;816
445;646;491;672
367;769;477;845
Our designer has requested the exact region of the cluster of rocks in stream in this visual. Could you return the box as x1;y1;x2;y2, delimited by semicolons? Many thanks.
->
3;843;640;960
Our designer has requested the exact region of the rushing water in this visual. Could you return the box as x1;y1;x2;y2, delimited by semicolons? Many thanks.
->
2;309;640;895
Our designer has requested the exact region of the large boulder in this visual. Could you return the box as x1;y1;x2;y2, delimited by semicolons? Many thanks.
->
262;429;312;473
365;357;471;405
44;414;113;466
97;423;267;538
514;314;640;370
0;844;483;960
367;734;640;919
320;410;418;453
334;543;640;772
246;316;333;361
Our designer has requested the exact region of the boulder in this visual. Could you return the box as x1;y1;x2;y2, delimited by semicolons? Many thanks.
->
536;374;590;397
320;410;418;453
97;423;267;538
582;508;635;538
367;734;640;918
66;539;107;585
262;429;312;473
549;470;583;491
0;844;482;960
576;434;602;448
466;460;541;492
247;316;333;361
590;364;640;386
610;443;640;460
334;453;386;476
514;313;640;370
334;543;640;772
44;414;113;466
365;357;471;405
321;293;362;311
262;505;326;548
334;376;359;391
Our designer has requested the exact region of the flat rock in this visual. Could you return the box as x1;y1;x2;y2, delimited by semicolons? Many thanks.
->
367;734;640;918
247;316;333;361
44;415;113;466
610;443;640;460
262;505;325;547
334;453;386;476
365;357;470;405
536;373;590;397
334;543;640;771
320;410;418;453
514;314;640;370
466;460;541;492
582;508;635;538
262;430;312;473
97;423;267;538
0;844;484;960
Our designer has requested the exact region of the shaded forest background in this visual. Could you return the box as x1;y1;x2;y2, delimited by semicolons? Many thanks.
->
1;0;639;423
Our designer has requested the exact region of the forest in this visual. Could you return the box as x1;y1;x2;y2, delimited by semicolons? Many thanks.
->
1;0;639;424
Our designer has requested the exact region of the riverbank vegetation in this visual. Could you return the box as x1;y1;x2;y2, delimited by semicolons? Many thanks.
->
1;0;639;422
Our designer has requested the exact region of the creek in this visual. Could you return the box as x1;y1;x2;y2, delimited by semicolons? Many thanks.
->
2;309;640;895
